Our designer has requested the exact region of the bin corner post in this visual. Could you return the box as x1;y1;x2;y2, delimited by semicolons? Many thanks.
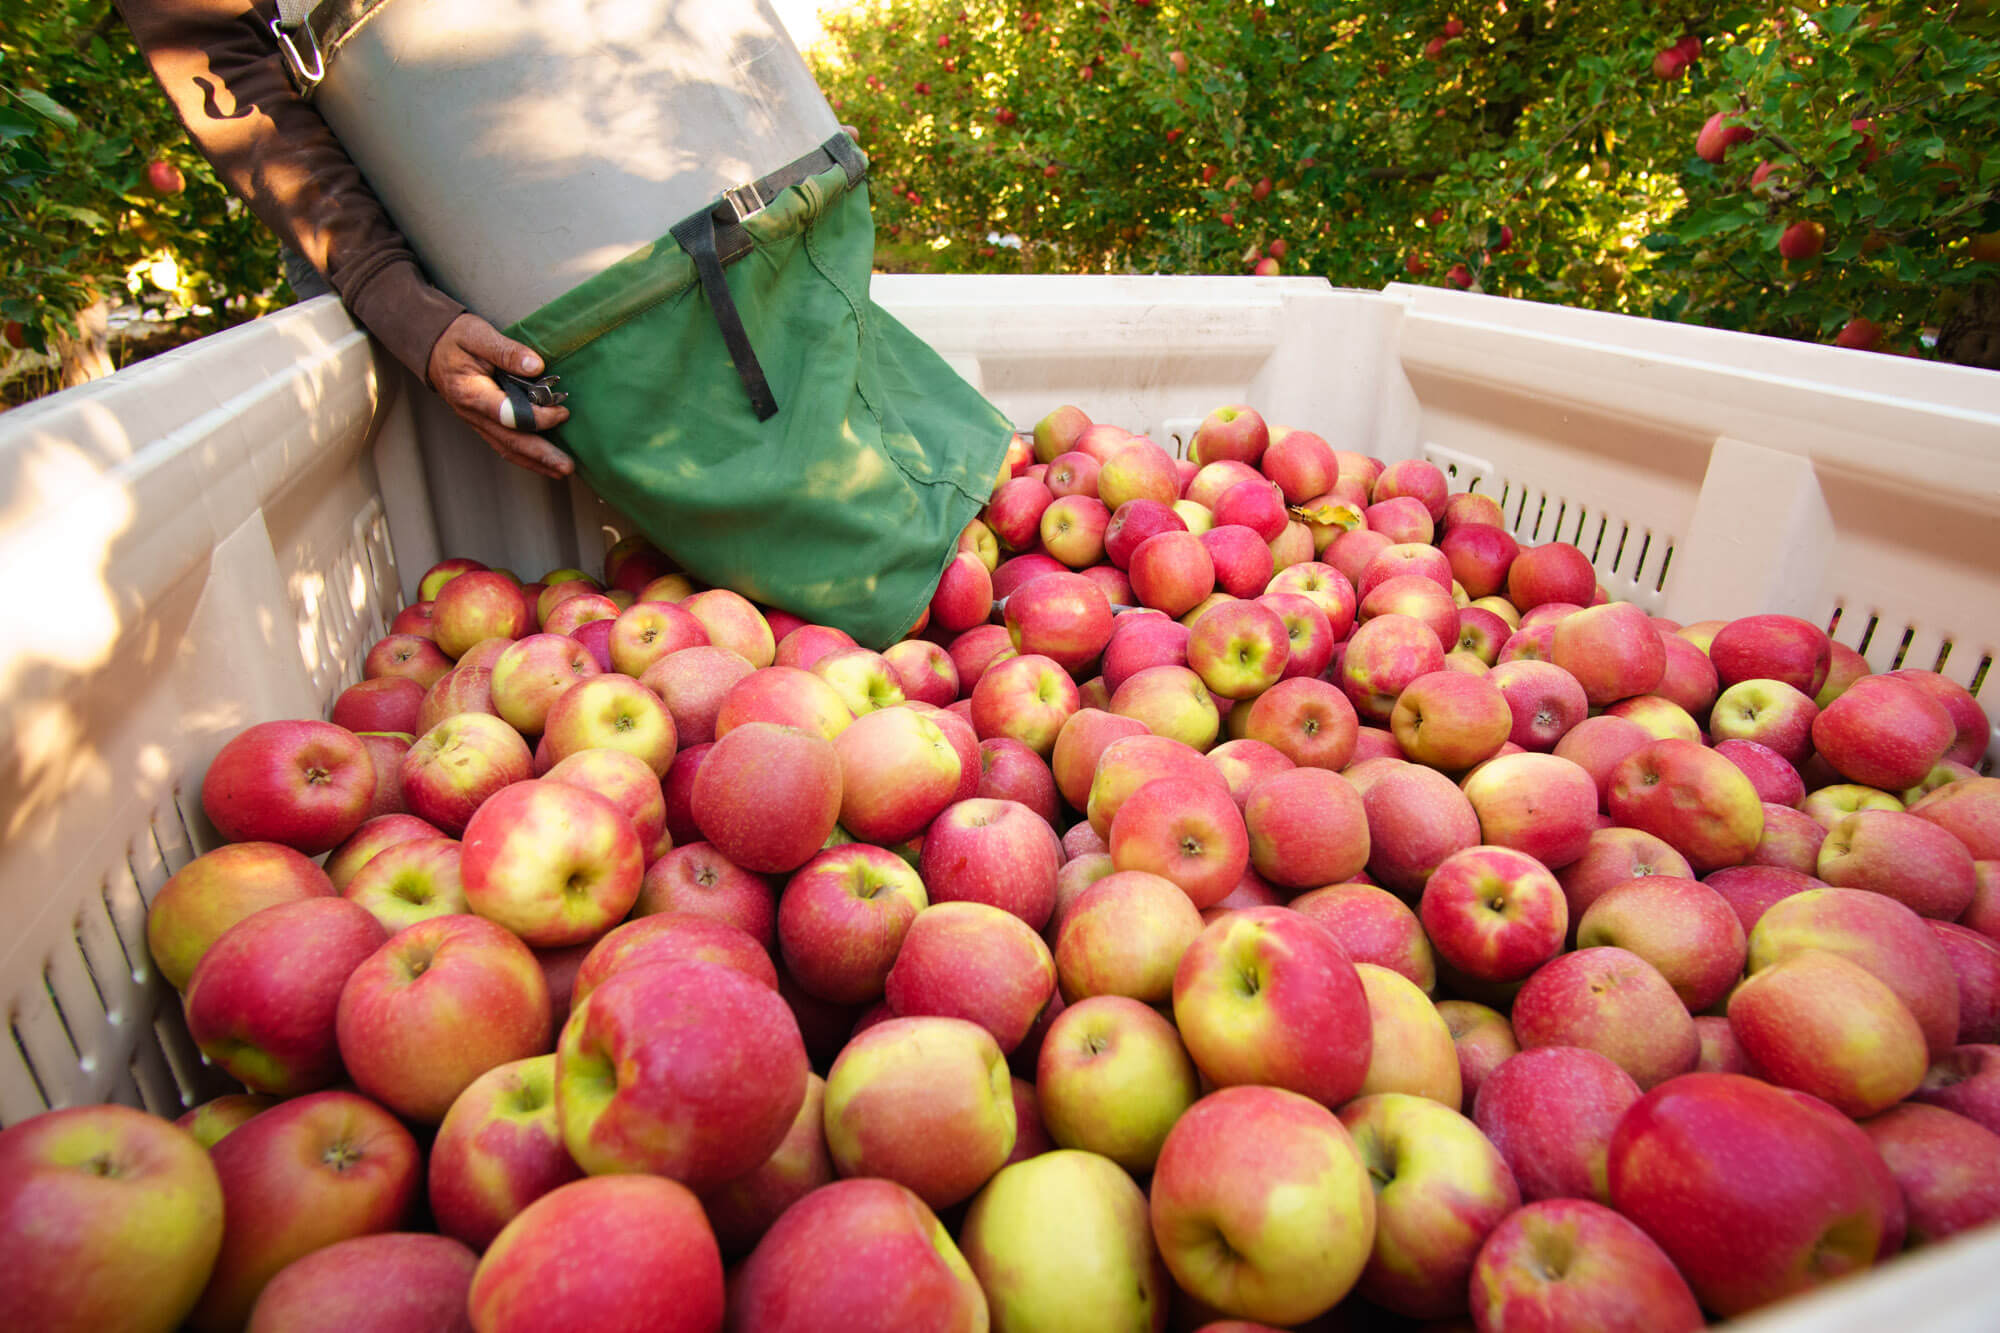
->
1663;437;1835;626
370;365;442;607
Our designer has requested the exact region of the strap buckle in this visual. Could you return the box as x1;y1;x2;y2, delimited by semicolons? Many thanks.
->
721;179;768;223
270;18;326;93
495;372;566;431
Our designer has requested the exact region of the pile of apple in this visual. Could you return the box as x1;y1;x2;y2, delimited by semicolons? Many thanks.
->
6;402;2000;1333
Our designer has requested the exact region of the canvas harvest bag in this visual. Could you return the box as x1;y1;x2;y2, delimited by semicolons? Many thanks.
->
503;136;1014;648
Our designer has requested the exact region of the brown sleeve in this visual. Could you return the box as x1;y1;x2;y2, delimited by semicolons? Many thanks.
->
114;0;465;382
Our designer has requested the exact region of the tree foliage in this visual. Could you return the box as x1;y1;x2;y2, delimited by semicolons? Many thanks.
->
811;0;2000;360
1;0;282;381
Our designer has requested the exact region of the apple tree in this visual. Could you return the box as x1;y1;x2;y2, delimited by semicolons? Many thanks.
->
808;1;1998;365
1;0;283;395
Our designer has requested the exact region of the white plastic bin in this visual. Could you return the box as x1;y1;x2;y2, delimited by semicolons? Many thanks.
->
1;276;1996;1328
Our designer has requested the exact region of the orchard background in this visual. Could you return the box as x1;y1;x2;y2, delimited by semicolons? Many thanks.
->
4;0;1997;403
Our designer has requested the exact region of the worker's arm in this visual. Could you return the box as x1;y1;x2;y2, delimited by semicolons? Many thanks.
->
114;0;573;478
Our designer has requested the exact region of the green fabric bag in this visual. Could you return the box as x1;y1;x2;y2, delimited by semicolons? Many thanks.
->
505;148;1012;649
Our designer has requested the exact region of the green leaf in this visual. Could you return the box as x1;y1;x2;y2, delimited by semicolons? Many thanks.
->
12;89;77;130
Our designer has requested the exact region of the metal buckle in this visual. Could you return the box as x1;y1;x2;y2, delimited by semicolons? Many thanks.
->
270;18;326;92
504;373;566;408
721;179;768;222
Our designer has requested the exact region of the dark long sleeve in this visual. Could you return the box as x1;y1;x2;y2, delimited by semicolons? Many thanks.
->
115;0;465;381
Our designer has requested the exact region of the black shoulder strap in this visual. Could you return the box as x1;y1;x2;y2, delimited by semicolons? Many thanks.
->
671;205;779;422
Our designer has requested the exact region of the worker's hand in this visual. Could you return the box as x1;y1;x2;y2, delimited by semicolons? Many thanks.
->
427;313;575;480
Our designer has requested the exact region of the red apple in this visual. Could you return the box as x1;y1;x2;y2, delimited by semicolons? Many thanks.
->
885;901;1056;1055
691;722;843;875
1419;846;1567;984
1469;1198;1703;1333
461;780;643;946
201;719;376;855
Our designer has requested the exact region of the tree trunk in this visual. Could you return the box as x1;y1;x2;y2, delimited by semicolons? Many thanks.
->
54;299;114;388
1937;279;2000;371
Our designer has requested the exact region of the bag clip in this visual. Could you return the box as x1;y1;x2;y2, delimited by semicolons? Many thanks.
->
495;372;566;431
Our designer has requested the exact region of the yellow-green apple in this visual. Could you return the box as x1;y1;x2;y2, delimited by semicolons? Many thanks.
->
1034;404;1092;463
330;676;424;738
829;705;961;845
1359;574;1458;650
1044;449;1101;500
1819;809;1978;919
365;632;453;689
1172;908;1372;1106
1555;826;1693;929
776;843;925;1004
191;1090;418;1331
325;813;440;889
971;653;1081;756
1172;498;1216;535
541;591;618;638
1338;614;1447;724
489;634;599;736
1505;542;1594;613
400;712;532;836
1100;438;1182;511
541;675;676;776
427;1055;582;1251
1186;600;1290;700
1904;759;1980;805
573;912;775;1006
334;914;552;1123
1714;737;1807;807
1654;630;1721;716
1038;495;1111;569
1604;693;1701;742
200;719;376;855
1885;668;1988;766
1149;1085;1375;1325
1472;1045;1641;1203
1550;601;1665;706
433;571;531;659
1513;947;1698;1089
731;1177;987;1332
1709;613;1831;695
1086;733;1224;839
823;1014;1016;1207
0;1103;224;1333
690;721;842;875
1814;673;1956;792
468;1174;722;1333
1055;870;1205;1004
543;746;669;863
1034;995;1200;1172
634;571;696;603
1694;1013;1757;1073
1439;490;1505;532
607;599;707;677
1860;1102;2000;1245
1802;781;1905;830
559;959;806;1184
1710;678;1818;768
1609;1071;1896;1317
961;1149;1170;1330
886;901;1056;1055
1929;920;2000;1042
1438;1000;1517;1114
1352;761;1480;898
1191;405;1269;467
640;645;755;747
146;841;334;991
1363;496;1434;546
1968;862;2000;940
1129;530;1217;617
245;1231;475;1333
1748;886;1961;1057
920;797;1062;929
1911;1044;2000;1133
1453;605;1511;666
1388;670;1510;771
1438;523;1519;601
921;705;984;805
1338;1092;1519;1320
987;476;1056;551
807;646;905;716
1749;802;1829;871
1817;639;1871;705
1103;498;1188;571
183;897;387;1095
885;639;962;709
175;1094;278;1148
1205;738;1296;811
1242;766;1370;890
1729;949;1927;1117
699;1074;832;1259
973;736;1057;821
1419;846;1567;984
1469;1197;1703;1333
1108;664;1221;752
1607;738;1764;872
773;622;854;671
460;780;642;946
1353;964;1460;1105
1108;776;1251;909
417;663;498;733
635;840;774;946
1292;883;1436;992
1577;875;1746;1012
342;834;467;931
1200;523;1278;598
679;587;773;667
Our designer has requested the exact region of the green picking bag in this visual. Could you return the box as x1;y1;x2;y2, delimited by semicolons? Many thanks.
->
505;140;1012;649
